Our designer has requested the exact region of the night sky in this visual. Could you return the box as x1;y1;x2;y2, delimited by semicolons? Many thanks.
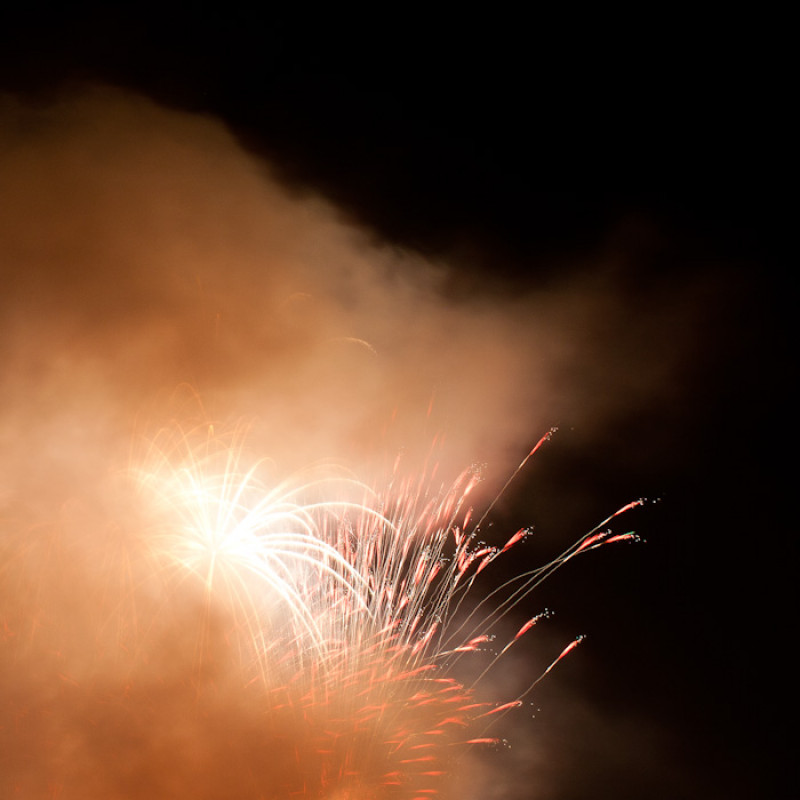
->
1;9;791;800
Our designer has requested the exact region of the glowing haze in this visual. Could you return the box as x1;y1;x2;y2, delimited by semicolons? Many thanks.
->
0;86;681;798
1;85;545;494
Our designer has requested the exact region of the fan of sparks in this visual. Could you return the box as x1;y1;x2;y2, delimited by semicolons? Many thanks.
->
120;420;643;799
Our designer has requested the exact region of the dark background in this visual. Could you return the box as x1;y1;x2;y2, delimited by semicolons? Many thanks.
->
1;8;791;799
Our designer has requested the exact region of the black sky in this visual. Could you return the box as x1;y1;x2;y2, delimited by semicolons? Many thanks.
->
1;8;792;799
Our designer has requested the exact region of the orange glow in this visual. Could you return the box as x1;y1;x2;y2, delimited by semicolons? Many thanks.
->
0;88;644;799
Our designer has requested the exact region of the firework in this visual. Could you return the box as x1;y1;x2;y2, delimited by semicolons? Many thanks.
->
1;417;641;799
132;420;641;798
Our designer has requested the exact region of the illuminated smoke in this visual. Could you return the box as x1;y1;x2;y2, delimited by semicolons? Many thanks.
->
0;85;691;798
0;86;545;493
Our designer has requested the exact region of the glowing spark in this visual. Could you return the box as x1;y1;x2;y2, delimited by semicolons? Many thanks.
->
541;635;586;679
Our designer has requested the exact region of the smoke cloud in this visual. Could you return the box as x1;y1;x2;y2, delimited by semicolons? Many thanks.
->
1;86;539;494
1;85;712;798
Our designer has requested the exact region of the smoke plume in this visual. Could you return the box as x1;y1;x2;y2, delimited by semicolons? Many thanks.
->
0;85;708;798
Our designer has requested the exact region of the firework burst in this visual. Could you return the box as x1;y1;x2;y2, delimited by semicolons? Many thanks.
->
1;416;641;799
127;420;642;799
